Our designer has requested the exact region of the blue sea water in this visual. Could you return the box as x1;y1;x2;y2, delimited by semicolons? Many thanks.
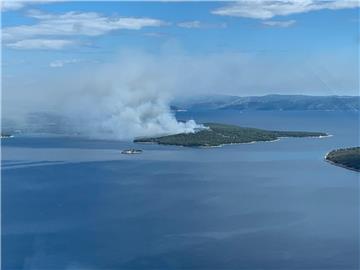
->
1;111;359;270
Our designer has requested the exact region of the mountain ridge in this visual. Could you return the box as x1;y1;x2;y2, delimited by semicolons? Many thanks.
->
172;94;360;111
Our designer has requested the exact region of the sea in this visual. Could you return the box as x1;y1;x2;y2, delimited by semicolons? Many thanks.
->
2;111;359;270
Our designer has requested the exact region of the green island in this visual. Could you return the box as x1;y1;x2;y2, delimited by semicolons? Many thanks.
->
325;147;360;172
134;123;327;147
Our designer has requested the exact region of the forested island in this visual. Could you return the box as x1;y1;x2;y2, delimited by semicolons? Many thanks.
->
134;123;327;147
325;147;360;172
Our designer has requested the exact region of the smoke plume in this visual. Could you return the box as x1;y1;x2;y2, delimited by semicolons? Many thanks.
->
3;50;207;139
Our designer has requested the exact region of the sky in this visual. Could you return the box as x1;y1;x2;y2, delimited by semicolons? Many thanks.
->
1;1;360;138
2;1;359;95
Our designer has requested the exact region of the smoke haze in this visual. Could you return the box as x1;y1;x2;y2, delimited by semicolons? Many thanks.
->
2;47;358;139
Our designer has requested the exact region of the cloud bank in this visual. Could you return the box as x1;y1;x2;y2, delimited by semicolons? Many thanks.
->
6;39;77;50
177;20;227;29
212;0;360;19
49;59;80;68
4;10;166;41
0;0;56;12
3;9;167;49
262;20;296;28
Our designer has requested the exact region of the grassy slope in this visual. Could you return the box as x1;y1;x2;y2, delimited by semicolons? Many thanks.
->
134;123;327;147
326;147;360;171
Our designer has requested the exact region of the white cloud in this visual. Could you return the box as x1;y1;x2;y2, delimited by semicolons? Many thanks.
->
3;9;167;47
178;21;202;28
1;0;56;12
49;59;79;68
6;39;76;50
177;20;227;29
1;1;25;11
212;0;360;19
143;32;170;38
262;19;296;27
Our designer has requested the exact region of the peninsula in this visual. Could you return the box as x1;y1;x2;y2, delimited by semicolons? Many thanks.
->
134;123;327;147
325;147;360;172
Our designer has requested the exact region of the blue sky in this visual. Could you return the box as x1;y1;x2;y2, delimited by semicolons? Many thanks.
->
2;0;360;97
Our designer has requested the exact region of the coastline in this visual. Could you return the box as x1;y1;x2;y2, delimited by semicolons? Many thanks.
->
199;138;280;148
199;134;331;149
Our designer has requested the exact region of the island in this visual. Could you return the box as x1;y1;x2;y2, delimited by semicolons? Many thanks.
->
134;123;327;147
325;147;360;172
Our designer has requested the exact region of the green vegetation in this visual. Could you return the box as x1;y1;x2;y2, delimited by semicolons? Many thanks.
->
134;123;327;147
325;147;360;172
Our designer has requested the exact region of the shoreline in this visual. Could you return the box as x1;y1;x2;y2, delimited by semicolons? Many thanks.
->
199;134;331;149
199;138;281;148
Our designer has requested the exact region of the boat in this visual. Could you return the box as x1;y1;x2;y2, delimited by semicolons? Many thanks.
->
1;133;13;139
121;149;143;154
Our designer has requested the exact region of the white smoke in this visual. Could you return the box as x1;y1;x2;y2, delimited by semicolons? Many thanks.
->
63;84;201;139
59;50;207;139
3;49;207;139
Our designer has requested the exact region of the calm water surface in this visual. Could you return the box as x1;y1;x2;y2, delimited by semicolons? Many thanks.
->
2;111;359;270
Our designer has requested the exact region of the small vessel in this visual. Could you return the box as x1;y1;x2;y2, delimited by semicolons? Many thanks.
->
121;149;143;154
1;133;13;139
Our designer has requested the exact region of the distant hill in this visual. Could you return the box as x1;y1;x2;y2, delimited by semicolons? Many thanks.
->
173;95;360;111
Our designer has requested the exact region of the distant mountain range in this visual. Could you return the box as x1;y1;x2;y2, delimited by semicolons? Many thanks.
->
172;94;360;111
